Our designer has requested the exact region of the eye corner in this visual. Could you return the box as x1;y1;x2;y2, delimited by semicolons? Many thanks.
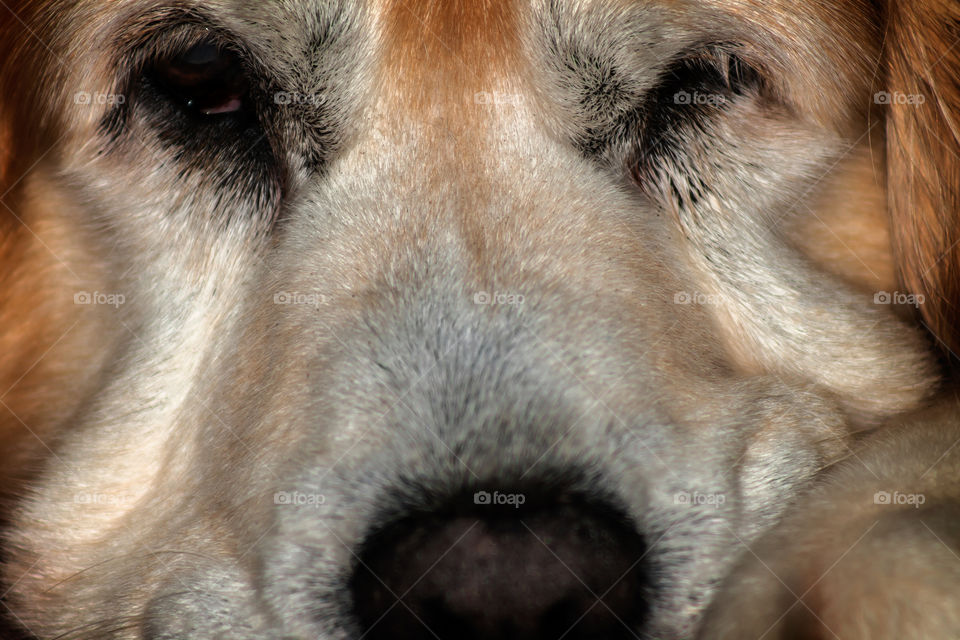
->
624;43;769;197
657;43;767;109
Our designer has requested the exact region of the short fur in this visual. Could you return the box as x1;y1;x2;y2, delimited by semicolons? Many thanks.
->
0;1;958;639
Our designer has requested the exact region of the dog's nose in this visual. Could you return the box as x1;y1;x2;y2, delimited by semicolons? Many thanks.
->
351;493;649;639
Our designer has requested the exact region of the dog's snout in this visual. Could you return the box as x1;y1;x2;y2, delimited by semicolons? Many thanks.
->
350;493;649;639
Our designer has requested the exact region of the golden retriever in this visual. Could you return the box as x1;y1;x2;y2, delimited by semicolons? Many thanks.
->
0;0;958;638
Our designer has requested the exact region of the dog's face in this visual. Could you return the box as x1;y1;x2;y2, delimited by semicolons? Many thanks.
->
0;1;953;638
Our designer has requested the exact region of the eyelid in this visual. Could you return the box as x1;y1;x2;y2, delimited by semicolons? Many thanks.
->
180;42;221;65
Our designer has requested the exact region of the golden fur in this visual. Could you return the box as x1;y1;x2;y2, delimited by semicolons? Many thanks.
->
0;1;958;638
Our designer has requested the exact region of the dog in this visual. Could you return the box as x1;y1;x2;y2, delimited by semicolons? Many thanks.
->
1;0;959;638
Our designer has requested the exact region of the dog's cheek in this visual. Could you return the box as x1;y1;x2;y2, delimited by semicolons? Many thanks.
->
656;112;938;421
784;142;897;296
0;173;121;496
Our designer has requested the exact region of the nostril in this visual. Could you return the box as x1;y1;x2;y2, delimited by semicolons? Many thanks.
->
350;492;649;640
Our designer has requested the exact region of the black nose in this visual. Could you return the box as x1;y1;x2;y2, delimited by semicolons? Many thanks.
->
350;491;649;640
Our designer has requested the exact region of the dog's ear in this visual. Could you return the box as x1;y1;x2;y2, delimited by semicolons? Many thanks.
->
0;2;28;195
0;1;53;196
0;109;8;193
0;8;12;191
885;0;960;356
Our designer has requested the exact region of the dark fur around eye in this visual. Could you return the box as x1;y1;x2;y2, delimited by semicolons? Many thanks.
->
573;44;763;167
101;23;269;145
629;45;765;184
96;25;284;227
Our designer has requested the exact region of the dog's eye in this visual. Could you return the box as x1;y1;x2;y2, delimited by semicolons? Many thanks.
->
629;46;764;186
151;42;248;116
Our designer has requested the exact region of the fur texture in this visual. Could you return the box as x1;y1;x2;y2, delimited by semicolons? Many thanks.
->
0;1;957;639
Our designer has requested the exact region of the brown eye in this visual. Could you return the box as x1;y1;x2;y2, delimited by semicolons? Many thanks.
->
151;42;248;115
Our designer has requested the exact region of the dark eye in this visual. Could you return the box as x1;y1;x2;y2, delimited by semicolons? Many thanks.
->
150;42;248;116
630;45;764;185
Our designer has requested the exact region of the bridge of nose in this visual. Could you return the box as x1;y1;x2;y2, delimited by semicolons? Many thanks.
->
356;0;537;283
378;0;521;115
372;0;528;182
307;0;663;337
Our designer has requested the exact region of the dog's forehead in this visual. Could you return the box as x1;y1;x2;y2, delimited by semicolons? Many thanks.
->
377;0;522;108
202;0;867;58
192;0;871;122
57;0;876;71
60;0;876;134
